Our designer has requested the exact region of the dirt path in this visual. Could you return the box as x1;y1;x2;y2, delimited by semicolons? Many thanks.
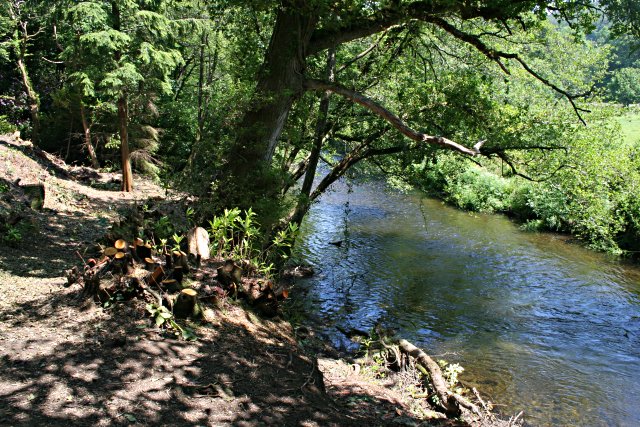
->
0;136;439;426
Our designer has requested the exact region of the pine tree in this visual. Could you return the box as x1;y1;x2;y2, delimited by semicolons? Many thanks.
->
62;0;182;191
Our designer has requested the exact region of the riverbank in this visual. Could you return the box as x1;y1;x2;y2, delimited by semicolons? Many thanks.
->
0;135;504;426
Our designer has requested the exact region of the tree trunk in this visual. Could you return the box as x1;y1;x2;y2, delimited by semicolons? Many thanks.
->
196;31;208;144
16;55;40;145
291;48;335;226
118;96;133;192
224;2;317;201
111;1;132;192
80;103;100;169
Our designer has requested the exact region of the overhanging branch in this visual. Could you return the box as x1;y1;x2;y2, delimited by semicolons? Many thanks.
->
426;16;591;125
303;79;483;156
308;1;530;55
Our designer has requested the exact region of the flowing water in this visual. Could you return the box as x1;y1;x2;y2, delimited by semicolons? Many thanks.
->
293;180;640;426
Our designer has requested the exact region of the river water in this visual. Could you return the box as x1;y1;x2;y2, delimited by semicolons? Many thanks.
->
293;180;640;426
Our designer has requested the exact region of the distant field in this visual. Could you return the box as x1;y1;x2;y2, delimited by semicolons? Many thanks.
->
617;110;640;144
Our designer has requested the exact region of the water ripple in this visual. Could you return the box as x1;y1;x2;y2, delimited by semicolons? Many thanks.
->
294;182;640;426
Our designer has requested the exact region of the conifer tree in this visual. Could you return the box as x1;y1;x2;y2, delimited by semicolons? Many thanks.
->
62;0;182;191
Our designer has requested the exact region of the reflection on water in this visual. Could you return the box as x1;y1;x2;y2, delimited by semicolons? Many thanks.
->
294;180;640;426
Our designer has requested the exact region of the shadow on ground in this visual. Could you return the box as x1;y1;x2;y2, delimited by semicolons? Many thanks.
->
0;288;426;426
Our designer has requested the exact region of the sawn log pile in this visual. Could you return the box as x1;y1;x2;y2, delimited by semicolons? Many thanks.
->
65;229;289;322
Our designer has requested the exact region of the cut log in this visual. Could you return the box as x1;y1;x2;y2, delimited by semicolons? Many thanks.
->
244;279;275;304
114;239;127;251
172;250;189;272
398;339;460;416
172;266;184;284
173;288;202;319
144;257;157;271
104;247;118;257
161;279;182;293
164;251;173;269
187;226;211;260
147;265;165;286
136;243;153;260
131;237;145;261
113;251;132;275
217;259;242;288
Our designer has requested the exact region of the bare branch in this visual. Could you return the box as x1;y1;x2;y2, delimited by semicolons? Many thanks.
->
303;79;482;156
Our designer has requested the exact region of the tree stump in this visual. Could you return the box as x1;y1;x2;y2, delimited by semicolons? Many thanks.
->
173;288;202;319
104;247;118;257
217;259;242;288
114;239;128;251
136;242;152;260
171;266;184;284
172;250;189;272
162;279;182;293
144;257;157;271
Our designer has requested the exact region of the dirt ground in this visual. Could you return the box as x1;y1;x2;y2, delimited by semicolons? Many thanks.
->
0;136;486;426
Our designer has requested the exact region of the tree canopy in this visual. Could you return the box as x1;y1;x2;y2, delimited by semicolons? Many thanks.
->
2;0;640;253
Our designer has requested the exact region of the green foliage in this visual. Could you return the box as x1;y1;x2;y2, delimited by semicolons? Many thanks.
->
608;68;640;105
413;107;640;255
152;215;174;240
617;109;640;144
208;207;299;276
145;303;198;341
171;233;184;252
1;225;22;245
438;360;465;389
0;115;15;133
445;167;515;213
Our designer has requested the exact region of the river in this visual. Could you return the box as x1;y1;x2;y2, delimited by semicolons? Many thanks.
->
293;180;640;426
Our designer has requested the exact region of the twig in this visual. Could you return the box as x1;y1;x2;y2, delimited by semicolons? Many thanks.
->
300;362;318;391
473;387;490;413
508;410;524;426
75;250;88;268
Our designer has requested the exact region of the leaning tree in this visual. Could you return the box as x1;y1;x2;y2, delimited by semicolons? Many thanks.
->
217;0;635;222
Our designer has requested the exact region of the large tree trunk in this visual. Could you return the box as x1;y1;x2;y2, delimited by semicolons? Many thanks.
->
224;2;317;201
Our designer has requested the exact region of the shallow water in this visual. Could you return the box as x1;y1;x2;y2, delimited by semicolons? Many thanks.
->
293;180;640;426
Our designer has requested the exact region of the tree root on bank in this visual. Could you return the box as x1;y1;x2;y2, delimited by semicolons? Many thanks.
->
394;338;498;423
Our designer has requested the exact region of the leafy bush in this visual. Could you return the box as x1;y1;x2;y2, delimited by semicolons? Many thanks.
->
0;115;15;134
412;116;640;255
445;166;514;213
208;207;299;276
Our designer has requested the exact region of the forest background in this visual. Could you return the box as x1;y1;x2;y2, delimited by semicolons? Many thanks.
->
2;0;640;256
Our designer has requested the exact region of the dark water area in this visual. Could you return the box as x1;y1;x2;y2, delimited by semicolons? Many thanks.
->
293;180;640;426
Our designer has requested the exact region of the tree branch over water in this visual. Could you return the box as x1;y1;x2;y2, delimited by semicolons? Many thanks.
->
303;79;485;156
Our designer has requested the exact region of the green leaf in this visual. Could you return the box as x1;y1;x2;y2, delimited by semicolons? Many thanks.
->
123;413;137;422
